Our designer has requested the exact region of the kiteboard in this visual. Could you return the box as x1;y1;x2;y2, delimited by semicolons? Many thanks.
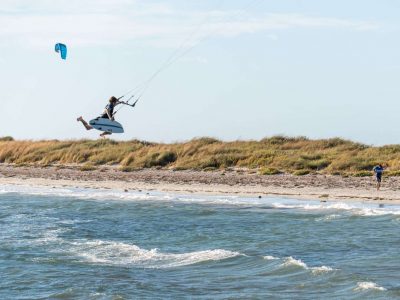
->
89;118;124;133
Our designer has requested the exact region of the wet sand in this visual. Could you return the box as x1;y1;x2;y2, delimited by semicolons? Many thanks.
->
0;164;399;203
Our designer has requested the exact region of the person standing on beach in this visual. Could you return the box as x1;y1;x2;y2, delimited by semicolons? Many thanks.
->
373;164;385;191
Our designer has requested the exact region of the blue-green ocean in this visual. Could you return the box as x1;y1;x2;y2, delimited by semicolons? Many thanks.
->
1;185;399;299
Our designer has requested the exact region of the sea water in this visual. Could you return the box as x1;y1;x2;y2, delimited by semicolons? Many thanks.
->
0;185;399;299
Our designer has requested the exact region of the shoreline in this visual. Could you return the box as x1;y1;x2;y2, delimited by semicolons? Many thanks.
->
0;165;399;204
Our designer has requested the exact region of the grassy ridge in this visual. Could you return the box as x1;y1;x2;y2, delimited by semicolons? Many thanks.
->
1;136;400;176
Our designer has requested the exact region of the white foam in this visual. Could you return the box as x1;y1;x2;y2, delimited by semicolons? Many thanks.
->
354;208;400;216
0;184;172;202
273;202;354;211
37;228;66;243
0;184;254;207
281;257;335;274
310;265;334;274
263;255;279;260
68;239;240;268
315;214;342;222
89;292;107;298
282;256;308;269
2;183;400;216
273;201;400;216
354;281;387;291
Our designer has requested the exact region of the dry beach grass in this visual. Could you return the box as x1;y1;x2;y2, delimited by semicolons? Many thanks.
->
1;136;399;203
1;136;400;176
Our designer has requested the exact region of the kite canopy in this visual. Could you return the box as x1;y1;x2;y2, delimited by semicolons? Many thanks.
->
55;43;67;60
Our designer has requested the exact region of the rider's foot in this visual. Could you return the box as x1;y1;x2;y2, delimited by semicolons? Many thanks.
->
77;116;83;122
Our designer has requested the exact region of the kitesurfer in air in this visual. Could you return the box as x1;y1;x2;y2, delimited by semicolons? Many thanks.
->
77;96;122;138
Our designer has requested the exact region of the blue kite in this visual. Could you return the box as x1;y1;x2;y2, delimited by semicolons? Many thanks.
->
55;43;67;60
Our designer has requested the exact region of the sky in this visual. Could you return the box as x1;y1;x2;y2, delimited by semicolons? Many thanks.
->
1;0;400;145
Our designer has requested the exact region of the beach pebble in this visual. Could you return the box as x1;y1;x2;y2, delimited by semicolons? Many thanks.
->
124;189;128;192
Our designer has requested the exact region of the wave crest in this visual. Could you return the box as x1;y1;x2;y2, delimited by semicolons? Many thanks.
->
70;240;240;268
354;281;387;291
281;256;335;274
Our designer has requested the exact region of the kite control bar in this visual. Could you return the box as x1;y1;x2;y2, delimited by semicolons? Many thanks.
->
112;95;140;116
117;96;139;108
119;99;139;107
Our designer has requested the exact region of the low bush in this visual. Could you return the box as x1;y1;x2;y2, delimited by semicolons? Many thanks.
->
352;171;373;177
79;164;96;171
259;167;281;175
292;169;311;176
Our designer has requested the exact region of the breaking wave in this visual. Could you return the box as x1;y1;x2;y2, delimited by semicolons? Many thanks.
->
354;281;387;291
281;256;335;274
1;184;400;217
69;240;241;268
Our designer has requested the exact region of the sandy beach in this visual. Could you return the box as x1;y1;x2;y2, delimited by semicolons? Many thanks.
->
0;164;399;204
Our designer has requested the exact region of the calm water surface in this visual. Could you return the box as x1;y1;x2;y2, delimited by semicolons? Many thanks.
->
0;185;399;299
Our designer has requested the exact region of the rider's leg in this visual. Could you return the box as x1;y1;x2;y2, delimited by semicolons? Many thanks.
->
77;116;93;130
100;132;112;138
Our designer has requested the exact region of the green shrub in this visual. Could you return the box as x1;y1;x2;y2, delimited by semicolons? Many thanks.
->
259;167;281;175
385;170;400;176
191;137;220;146
79;164;96;171
199;158;221;169
352;171;373;177
143;151;177;168
292;169;311;176
172;166;190;171
203;167;218;172
119;166;139;172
